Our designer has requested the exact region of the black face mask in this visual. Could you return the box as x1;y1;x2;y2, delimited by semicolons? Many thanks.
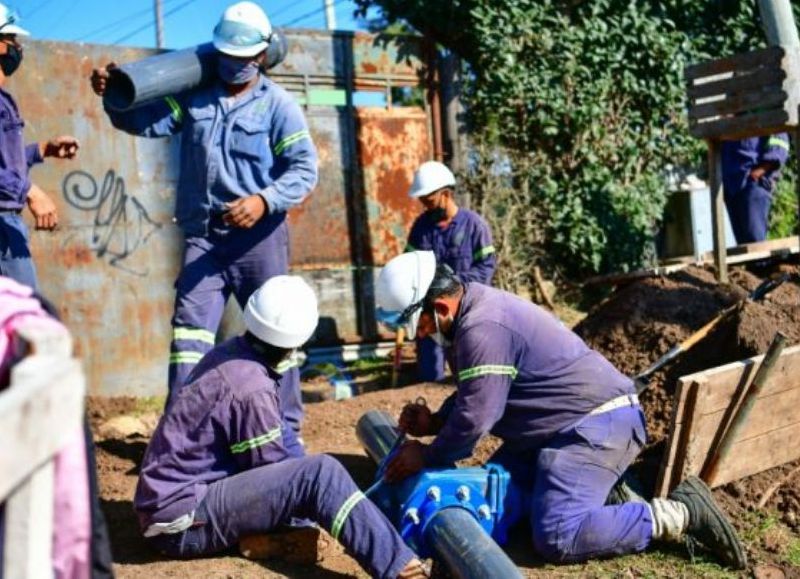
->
0;44;22;77
427;206;447;223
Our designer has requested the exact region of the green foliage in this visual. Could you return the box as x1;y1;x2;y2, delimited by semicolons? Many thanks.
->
768;175;799;240
354;0;800;279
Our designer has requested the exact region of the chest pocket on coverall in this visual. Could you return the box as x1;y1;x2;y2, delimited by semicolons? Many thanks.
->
444;226;472;273
230;116;270;162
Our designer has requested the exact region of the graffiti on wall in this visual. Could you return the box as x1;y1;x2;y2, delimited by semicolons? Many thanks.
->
62;169;162;275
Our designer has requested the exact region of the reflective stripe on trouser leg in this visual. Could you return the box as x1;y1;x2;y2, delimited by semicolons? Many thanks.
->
168;326;216;393
161;455;417;578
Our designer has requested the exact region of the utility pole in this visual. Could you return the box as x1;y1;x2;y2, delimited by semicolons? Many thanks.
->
323;0;336;30
757;0;799;47
154;0;164;49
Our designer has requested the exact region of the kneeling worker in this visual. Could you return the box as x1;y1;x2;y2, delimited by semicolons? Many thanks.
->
374;251;746;569
134;275;426;578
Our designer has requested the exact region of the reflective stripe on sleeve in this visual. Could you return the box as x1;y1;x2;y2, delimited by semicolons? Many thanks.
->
230;426;282;454
767;137;789;151
164;96;183;123
458;364;518;382
273;130;311;155
473;245;496;260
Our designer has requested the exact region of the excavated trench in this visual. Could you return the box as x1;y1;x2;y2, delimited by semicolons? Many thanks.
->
574;264;800;531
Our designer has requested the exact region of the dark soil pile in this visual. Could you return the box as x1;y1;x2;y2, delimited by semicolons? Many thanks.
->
574;263;800;529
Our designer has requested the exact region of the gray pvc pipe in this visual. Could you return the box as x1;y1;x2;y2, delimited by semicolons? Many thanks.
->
757;0;800;47
426;508;524;579
355;410;402;464
103;30;288;111
355;410;523;579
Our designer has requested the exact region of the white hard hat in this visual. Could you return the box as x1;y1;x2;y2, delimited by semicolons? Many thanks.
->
213;1;272;58
0;4;29;36
408;161;456;199
244;276;318;348
375;251;437;336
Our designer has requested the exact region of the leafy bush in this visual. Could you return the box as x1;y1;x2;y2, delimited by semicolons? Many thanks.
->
356;0;799;282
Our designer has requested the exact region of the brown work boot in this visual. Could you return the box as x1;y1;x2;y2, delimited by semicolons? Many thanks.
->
668;476;747;570
397;558;430;579
239;526;340;565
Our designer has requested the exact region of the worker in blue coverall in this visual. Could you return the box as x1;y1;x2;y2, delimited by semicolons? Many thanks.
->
405;161;496;381
721;133;790;244
90;2;316;429
134;275;428;578
0;5;80;289
374;250;747;569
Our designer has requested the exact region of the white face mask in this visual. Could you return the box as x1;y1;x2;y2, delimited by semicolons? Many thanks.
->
431;312;452;347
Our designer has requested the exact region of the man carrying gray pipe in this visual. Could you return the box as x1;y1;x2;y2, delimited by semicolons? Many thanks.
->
90;2;317;431
374;251;747;569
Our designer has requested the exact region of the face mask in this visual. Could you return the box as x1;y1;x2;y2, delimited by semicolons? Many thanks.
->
427;206;448;223
431;311;452;348
217;54;259;85
0;44;22;77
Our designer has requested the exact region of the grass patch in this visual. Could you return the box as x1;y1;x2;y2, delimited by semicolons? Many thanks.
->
788;539;800;566
133;396;165;416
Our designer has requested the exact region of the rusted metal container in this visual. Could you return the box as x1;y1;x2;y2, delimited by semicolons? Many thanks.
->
16;31;434;396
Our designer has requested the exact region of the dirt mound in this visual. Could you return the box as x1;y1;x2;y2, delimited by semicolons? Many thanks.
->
575;263;800;528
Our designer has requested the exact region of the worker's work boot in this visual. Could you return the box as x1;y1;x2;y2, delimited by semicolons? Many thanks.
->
397;558;430;579
662;476;747;569
239;526;340;564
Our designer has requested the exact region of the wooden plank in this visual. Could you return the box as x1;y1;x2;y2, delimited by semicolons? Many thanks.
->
689;384;800;455
686;46;784;81
661;346;800;490
3;462;54;579
688;89;788;121
687;66;787;100
681;345;800;413
707;142;728;282
656;378;701;497
690;109;792;140
707;421;800;487
0;352;85;501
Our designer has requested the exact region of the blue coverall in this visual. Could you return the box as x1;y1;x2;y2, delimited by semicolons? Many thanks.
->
0;87;45;289
426;283;649;563
406;208;496;380
104;75;318;430
721;134;789;244
135;336;416;578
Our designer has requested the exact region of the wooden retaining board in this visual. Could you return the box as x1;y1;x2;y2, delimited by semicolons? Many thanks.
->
656;344;800;496
685;45;800;140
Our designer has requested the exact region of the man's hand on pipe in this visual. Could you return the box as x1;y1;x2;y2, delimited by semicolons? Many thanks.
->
90;62;118;96
384;439;426;483
399;402;434;437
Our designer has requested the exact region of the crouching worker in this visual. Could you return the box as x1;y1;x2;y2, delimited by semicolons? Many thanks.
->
375;251;747;570
134;275;427;578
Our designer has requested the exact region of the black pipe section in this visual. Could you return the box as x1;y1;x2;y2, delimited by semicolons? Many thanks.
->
103;30;289;112
425;508;524;579
356;410;523;578
356;410;402;464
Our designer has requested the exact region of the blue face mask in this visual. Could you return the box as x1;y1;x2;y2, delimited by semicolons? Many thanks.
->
217;54;259;85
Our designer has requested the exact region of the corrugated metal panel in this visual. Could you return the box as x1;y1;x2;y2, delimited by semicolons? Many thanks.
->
356;108;431;265
17;34;433;396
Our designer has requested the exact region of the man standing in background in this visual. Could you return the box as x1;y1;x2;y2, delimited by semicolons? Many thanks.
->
404;161;496;381
721;133;790;244
0;4;80;289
